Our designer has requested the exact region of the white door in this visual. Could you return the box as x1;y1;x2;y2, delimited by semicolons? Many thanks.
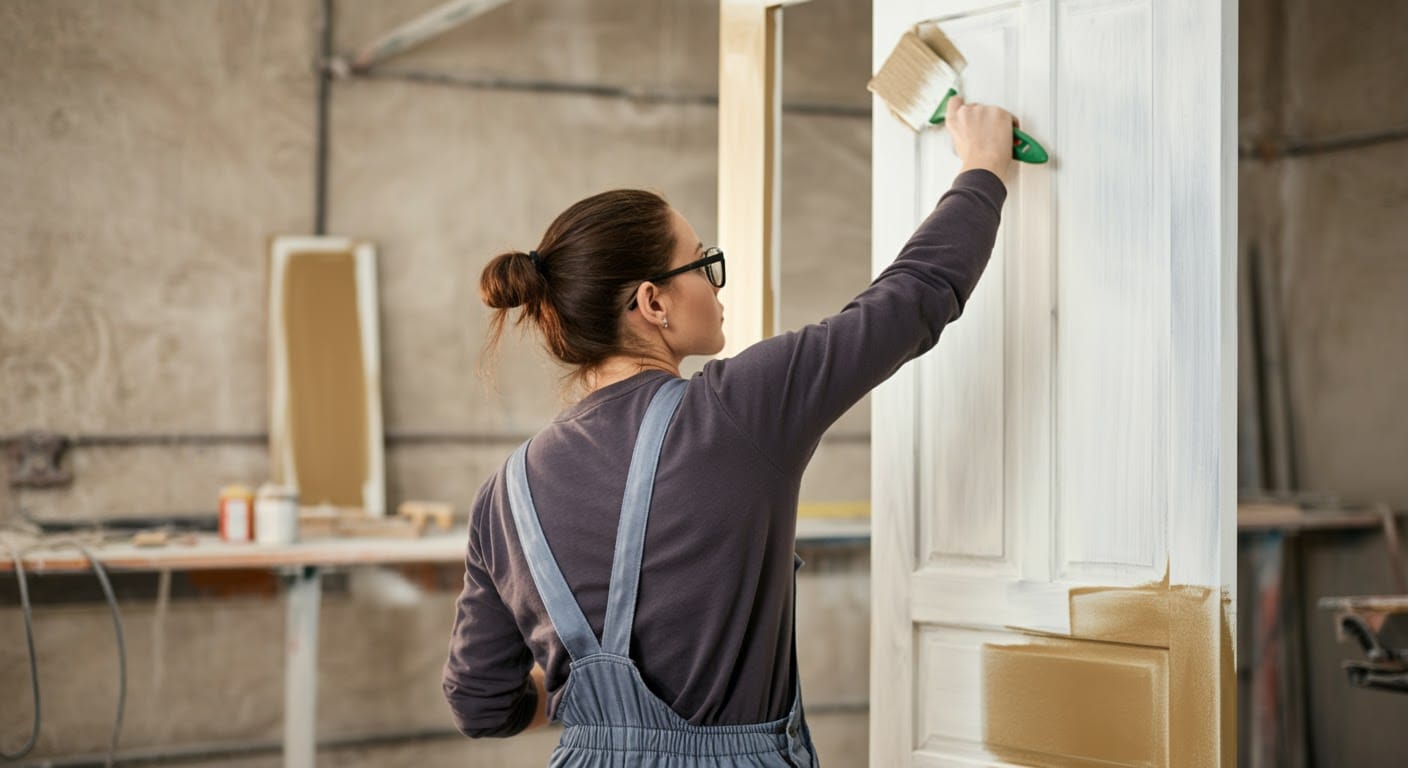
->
869;0;1236;765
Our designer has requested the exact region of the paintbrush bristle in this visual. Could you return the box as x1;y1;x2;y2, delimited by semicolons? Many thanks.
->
917;23;967;73
867;30;958;132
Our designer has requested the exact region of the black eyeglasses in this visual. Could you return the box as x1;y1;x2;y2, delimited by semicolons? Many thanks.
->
626;247;726;310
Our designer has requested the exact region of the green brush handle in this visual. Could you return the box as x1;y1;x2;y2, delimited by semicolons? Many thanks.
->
1011;127;1048;164
929;90;1049;165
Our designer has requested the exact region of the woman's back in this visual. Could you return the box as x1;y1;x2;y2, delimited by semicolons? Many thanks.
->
473;369;802;726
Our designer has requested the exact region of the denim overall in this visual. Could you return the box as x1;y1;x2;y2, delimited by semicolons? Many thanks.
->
506;378;819;767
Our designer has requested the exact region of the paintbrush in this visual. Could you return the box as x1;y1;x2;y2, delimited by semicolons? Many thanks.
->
868;25;1049;164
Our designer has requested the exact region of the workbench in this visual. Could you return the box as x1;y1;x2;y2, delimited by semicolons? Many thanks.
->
1;532;466;767
0;517;869;765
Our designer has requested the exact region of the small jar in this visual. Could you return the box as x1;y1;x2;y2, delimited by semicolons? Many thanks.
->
255;483;300;545
218;484;254;543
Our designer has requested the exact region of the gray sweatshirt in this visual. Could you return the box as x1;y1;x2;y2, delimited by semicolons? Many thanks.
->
443;169;1007;737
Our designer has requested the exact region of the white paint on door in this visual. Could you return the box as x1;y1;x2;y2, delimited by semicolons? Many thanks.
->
871;0;1236;764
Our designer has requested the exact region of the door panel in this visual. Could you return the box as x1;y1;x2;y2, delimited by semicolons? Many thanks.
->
915;626;1172;766
1054;0;1169;582
914;626;1012;752
916;7;1018;569
871;0;1236;765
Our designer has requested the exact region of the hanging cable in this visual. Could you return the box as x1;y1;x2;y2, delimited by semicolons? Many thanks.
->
60;543;128;768
0;537;127;767
0;541;40;760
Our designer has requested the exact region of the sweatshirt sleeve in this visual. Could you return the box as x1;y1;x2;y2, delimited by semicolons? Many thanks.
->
442;480;538;738
701;168;1007;476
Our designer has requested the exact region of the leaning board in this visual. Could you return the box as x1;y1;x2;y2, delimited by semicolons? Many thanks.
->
268;236;385;516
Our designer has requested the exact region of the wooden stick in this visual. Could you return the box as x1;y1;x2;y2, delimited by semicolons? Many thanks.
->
718;0;784;357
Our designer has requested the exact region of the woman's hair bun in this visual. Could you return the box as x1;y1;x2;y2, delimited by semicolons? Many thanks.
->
480;249;545;310
477;189;675;389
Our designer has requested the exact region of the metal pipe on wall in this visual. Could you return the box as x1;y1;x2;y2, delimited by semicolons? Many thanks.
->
345;67;870;119
313;0;333;235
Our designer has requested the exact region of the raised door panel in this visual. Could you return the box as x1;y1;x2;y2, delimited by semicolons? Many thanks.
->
916;6;1022;574
1053;0;1171;585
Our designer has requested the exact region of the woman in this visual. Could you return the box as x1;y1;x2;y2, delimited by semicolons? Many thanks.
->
443;97;1015;766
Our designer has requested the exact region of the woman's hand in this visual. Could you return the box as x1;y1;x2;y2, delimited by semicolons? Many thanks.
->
945;94;1016;179
526;664;549;729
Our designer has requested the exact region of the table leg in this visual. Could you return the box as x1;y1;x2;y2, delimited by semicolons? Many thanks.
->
284;565;321;767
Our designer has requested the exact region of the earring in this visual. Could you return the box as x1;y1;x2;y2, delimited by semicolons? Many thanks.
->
662;317;669;329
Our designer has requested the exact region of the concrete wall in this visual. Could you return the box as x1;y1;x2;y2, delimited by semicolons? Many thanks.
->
0;0;873;525
1;0;872;764
1237;0;1408;763
1239;0;1408;505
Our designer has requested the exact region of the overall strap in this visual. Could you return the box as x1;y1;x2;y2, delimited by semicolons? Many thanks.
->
506;440;602;660
600;378;689;657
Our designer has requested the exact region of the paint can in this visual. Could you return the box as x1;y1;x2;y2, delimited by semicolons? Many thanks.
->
255;483;300;545
218;484;255;543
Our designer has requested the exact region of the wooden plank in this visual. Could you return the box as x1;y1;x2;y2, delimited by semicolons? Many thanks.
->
0;532;465;574
1317;595;1408;614
718;0;783;356
0;522;880;575
795;516;872;543
1237;502;1388;531
269;237;386;517
797;501;870;519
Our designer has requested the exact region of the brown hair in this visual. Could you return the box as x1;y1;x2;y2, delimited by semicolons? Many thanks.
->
479;189;676;387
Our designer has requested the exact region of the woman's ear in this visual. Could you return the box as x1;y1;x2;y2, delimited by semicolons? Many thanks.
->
636;282;671;326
